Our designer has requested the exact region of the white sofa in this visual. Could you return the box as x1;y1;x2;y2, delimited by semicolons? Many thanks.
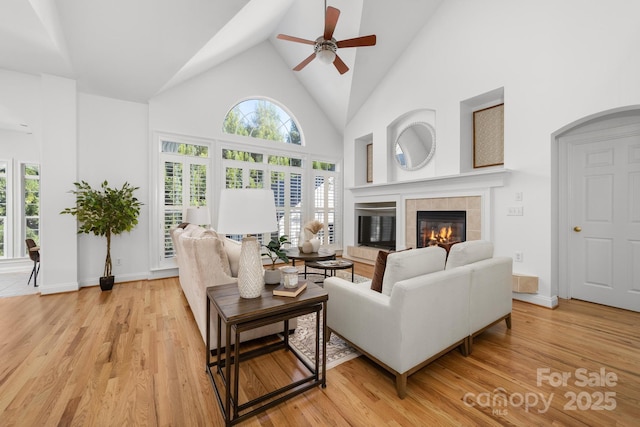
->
171;224;295;350
324;240;512;398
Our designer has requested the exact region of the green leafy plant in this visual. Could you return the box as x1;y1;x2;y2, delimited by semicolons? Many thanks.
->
61;180;142;279
262;235;290;270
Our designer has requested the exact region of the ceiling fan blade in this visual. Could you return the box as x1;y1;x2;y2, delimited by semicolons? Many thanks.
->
336;34;377;48
277;34;315;45
333;54;349;75
293;53;317;71
324;6;340;41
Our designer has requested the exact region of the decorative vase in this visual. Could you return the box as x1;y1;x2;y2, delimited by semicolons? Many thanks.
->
310;236;320;252
237;236;264;298
297;231;308;252
302;240;314;254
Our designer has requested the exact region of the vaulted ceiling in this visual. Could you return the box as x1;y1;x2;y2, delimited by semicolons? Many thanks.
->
0;0;442;131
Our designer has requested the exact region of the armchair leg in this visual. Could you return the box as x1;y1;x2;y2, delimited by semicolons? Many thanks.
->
505;313;512;329
395;373;407;399
460;337;470;357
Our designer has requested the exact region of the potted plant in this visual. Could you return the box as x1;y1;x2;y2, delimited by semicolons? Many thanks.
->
262;235;290;284
61;180;142;291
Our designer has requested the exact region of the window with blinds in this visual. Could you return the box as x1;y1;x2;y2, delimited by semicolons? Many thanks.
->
312;162;338;245
160;140;209;260
23;164;40;248
221;149;305;246
0;161;41;259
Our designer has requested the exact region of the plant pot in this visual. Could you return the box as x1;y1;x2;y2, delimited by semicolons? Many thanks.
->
100;276;115;291
264;268;281;285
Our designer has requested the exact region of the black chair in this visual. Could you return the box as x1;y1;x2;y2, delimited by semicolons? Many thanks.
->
25;239;40;287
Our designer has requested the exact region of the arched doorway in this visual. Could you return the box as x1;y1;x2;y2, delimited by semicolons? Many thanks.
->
553;106;640;312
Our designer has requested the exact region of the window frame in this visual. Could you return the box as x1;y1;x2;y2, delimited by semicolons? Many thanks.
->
151;132;213;270
222;97;304;146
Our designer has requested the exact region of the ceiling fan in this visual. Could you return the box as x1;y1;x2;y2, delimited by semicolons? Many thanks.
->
276;2;377;75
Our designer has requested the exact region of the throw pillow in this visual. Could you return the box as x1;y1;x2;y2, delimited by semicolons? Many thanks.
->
370;250;390;293
381;246;446;296
370;248;412;293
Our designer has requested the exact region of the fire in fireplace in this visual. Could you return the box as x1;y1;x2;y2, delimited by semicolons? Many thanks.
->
417;211;467;249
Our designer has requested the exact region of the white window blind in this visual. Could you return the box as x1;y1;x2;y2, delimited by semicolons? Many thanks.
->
160;140;209;260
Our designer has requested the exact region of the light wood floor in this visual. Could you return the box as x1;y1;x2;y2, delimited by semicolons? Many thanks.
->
1;262;639;426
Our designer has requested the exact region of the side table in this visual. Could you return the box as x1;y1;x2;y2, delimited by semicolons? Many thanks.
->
206;281;328;426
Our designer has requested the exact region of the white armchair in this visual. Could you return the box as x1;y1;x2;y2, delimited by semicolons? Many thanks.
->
446;240;513;351
325;247;471;398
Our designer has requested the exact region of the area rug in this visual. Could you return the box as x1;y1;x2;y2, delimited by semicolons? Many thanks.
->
285;268;369;369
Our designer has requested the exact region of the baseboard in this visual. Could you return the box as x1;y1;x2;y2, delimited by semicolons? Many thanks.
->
39;281;79;295
512;292;558;309
79;272;150;288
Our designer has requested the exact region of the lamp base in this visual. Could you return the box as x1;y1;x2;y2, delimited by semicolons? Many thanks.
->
237;236;265;298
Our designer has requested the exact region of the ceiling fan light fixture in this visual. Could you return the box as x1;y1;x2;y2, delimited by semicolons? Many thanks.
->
317;48;336;64
315;39;337;64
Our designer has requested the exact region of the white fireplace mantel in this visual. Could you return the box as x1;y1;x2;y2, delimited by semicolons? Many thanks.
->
348;168;510;197
346;169;510;250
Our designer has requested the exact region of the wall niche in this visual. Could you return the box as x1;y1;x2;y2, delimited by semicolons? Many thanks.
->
387;109;436;183
460;87;505;173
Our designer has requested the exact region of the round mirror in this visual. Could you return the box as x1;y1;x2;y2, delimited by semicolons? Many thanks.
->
394;122;436;170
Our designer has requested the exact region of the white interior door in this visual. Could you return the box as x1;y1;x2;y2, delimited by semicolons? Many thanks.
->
567;124;640;312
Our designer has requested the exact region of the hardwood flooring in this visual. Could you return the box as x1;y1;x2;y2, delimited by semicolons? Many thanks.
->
0;261;638;426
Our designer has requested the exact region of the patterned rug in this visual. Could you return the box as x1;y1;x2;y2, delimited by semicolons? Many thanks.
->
285;268;368;369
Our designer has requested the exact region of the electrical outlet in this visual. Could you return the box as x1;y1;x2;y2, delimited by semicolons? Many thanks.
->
507;206;524;216
514;251;523;262
515;192;523;202
116;258;122;266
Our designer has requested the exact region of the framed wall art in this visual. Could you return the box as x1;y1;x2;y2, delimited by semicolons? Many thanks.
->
473;103;504;168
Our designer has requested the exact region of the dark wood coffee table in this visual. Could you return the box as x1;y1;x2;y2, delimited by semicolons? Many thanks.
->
304;259;355;282
206;281;328;426
287;251;336;279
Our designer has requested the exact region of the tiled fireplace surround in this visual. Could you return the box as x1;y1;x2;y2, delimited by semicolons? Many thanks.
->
405;196;481;250
348;170;509;261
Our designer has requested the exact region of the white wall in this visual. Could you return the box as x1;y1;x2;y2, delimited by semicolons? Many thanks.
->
344;0;640;306
76;93;149;286
150;41;342;156
40;75;79;294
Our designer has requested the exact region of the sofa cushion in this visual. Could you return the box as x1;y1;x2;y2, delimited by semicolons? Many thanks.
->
224;238;242;277
182;230;232;276
445;240;494;269
191;234;233;281
370;250;390;293
381;246;446;296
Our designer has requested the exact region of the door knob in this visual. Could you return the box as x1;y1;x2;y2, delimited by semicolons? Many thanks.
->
573;226;582;232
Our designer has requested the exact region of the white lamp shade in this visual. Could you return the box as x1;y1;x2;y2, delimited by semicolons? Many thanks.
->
217;189;278;235
185;206;210;225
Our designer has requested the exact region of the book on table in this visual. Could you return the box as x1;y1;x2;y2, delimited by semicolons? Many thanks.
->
273;281;307;297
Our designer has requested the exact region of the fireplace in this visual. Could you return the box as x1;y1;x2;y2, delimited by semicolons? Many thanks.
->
417;211;466;249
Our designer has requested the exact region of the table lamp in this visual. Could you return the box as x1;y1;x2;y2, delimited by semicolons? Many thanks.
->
217;189;278;298
185;206;210;227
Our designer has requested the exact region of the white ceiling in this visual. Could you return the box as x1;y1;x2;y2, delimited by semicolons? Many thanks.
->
0;0;442;131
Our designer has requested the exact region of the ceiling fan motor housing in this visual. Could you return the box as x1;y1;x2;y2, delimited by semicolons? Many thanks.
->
314;37;337;62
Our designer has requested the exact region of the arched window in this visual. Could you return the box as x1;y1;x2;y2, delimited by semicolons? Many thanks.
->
223;98;302;145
